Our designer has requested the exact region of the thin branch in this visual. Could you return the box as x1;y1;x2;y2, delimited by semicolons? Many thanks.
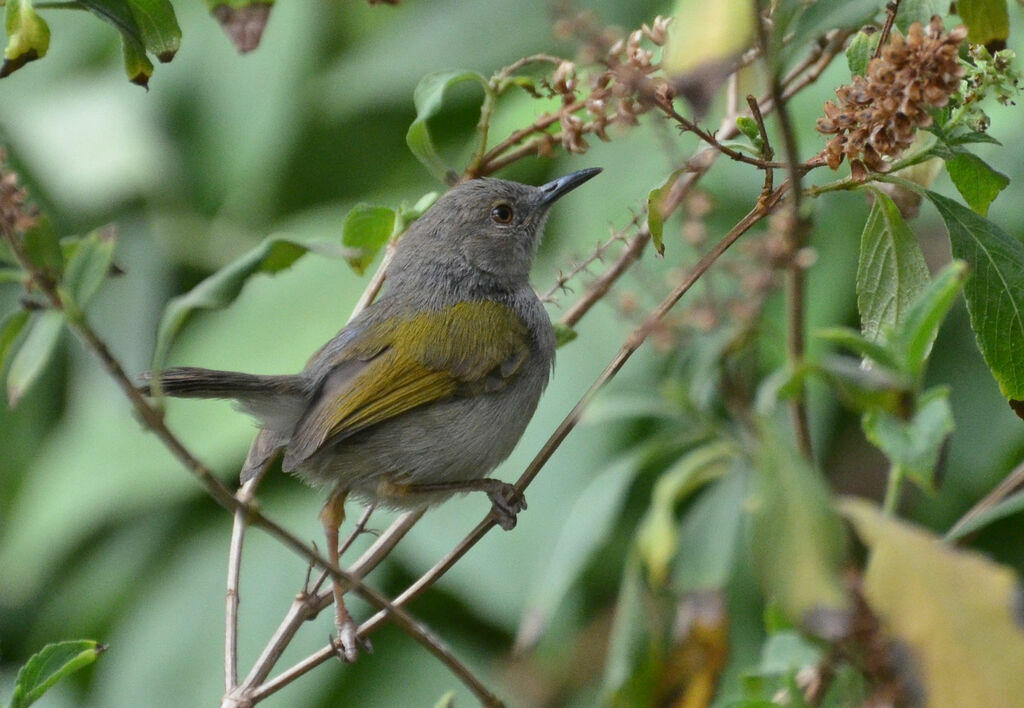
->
947;458;1024;542
874;1;901;59
754;0;814;459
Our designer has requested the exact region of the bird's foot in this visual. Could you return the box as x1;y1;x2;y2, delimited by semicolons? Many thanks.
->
329;618;373;663
487;482;527;531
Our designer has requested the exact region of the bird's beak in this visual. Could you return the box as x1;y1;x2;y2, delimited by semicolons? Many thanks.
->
539;167;603;205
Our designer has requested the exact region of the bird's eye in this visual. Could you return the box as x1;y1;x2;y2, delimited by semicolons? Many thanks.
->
491;204;514;224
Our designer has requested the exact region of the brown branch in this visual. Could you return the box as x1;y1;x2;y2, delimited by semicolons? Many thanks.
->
947;457;1024;543
874;1;901;59
754;0;814;459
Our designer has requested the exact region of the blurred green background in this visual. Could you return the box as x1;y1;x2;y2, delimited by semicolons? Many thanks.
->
1;1;1023;706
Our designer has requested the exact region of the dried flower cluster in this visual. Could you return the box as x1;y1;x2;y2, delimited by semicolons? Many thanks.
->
817;17;967;174
542;15;672;155
0;150;38;236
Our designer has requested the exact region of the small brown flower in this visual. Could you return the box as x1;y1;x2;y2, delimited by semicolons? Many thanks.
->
817;17;967;172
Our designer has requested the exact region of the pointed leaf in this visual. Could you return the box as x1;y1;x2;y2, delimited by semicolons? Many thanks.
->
647;168;685;256
9;640;106;708
406;71;488;184
857;190;930;344
946;489;1024;542
894;259;968;379
152;237;336;372
635;440;734;588
816;326;903;372
862;387;954;491
670;469;747;593
341;204;394;276
841;497;1024;708
81;0;181;62
0;309;30;373
2;0;50;78
926;191;1024;399
62;229;116;307
6;310;63;407
846;28;880;77
945;152;1009;216
750;419;850;639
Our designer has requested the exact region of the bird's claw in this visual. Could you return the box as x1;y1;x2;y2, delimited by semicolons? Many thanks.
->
329;619;372;663
487;483;527;531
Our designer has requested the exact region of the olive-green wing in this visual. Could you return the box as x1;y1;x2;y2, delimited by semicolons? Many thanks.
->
283;301;530;471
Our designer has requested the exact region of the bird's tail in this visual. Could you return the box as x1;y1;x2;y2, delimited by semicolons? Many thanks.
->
137;367;302;399
137;367;307;432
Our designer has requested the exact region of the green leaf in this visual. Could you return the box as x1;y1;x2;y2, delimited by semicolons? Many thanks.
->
152;237;321;373
862;387;954;491
841;497;1024;707
812;354;909;414
6;310;63;408
80;0;180;85
857;190;930;344
926;192;1024;399
81;0;180;61
670;469;747;593
816;326;903;372
515;446;651;652
602;552;651;702
647;168;685;256
946;489;1024;542
750;418;850;639
21;215;63;279
123;0;181;62
635;441;735;588
957;0;1010;47
1;0;50;78
945;152;1009;216
119;31;153;88
845;27;880;77
406;70;488;184
9;640;106;708
341;204;395;276
62;229;116;308
552;322;577;348
735;116;762;144
894;0;948;33
0;309;30;374
893;260;968;379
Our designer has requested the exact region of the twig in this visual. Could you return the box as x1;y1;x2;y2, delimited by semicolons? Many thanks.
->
560;226;651;329
746;94;775;201
541;211;642;304
754;0;814;459
874;1;901;59
947;458;1024;542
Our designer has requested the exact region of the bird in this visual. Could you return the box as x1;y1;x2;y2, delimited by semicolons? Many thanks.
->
139;167;602;660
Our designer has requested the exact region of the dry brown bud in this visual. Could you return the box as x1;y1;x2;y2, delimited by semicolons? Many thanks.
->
816;16;966;172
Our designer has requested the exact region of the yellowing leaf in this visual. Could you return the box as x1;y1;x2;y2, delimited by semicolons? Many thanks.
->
1;0;50;78
841;497;1024;708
